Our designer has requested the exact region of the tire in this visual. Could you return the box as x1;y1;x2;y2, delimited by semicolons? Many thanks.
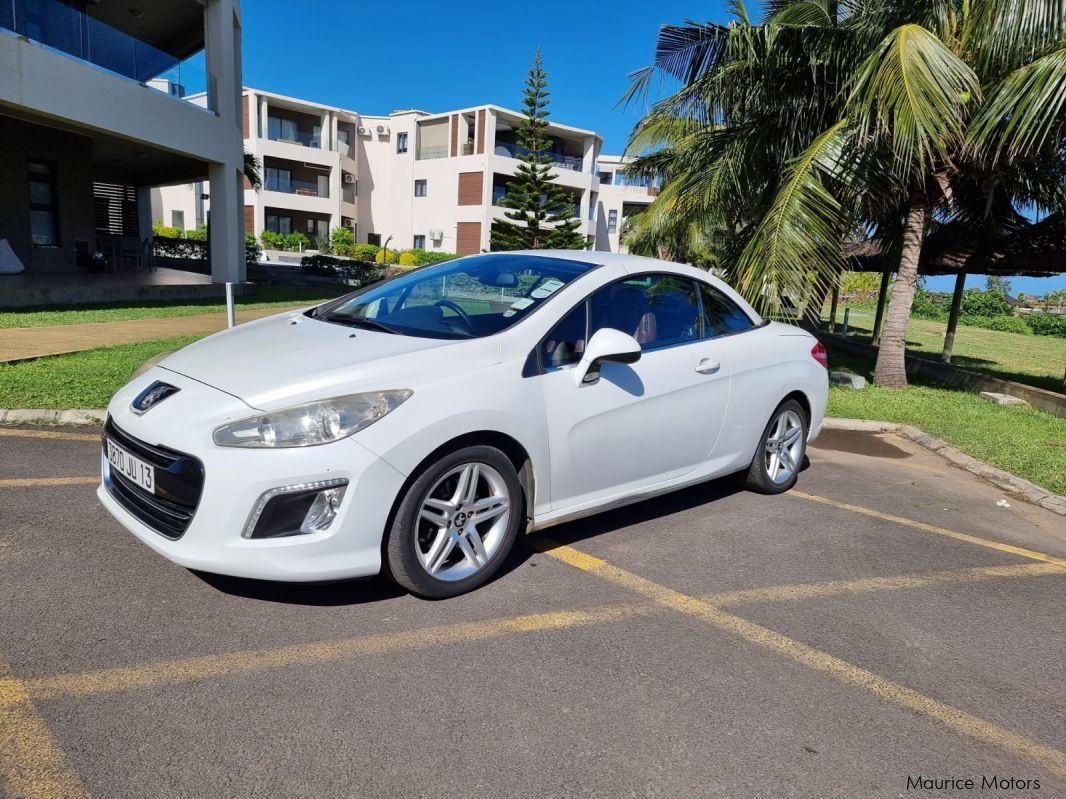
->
743;399;808;494
385;445;523;599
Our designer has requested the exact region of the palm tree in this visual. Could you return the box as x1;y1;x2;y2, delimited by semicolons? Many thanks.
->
243;150;262;193
626;0;1066;387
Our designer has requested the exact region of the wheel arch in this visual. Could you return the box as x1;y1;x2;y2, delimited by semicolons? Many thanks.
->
781;389;811;426
380;431;537;566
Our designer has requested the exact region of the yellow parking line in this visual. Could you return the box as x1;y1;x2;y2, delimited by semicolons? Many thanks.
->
10;603;651;706
704;562;1063;607
791;490;1066;569
0;662;88;799
535;539;1066;780
0;477;98;488
0;429;99;443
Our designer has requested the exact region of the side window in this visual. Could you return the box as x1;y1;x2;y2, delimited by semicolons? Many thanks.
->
541;301;587;369
589;275;700;351
699;284;755;337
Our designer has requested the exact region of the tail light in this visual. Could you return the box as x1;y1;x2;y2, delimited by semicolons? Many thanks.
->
811;342;828;369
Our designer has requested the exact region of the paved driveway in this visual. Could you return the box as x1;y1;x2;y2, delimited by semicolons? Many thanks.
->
1;425;1063;798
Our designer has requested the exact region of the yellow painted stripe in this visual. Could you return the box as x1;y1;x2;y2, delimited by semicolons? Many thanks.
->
704;562;1063;607
791;491;1066;569
535;538;1066;780
0;429;99;442
12;603;650;706
0;477;98;488
0;662;88;799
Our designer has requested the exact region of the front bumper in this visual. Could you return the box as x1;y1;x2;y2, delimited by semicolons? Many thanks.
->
98;367;406;582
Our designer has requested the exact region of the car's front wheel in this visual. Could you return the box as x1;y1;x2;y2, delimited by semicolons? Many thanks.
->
385;445;523;599
743;399;808;494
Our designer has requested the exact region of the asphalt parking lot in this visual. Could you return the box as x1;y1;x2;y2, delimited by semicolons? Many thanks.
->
1;424;1064;799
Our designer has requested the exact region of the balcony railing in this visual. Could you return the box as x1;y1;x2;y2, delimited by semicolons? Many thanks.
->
268;129;321;148
265;178;329;199
1;0;207;106
493;142;584;171
417;145;449;160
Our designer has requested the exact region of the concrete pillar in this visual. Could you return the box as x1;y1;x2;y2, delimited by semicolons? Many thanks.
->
136;185;153;270
942;271;967;363
245;90;256;145
260;96;268;138
872;269;891;346
208;161;244;282
320;109;330;150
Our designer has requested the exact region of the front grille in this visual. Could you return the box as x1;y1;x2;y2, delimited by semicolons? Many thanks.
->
103;418;205;539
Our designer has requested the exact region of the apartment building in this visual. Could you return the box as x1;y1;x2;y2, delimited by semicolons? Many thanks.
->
358;105;600;254
0;0;246;283
154;88;661;256
593;155;661;253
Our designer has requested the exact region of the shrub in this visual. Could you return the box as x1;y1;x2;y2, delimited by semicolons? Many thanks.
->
1024;312;1066;337
300;254;385;287
958;315;1032;335
259;230;284;250
398;251;417;267
351;243;381;262
245;233;261;267
152;221;181;239
909;287;950;321
282;232;310;252
961;289;1012;317
412;249;458;265
152;235;206;260
375;247;398;264
185;224;208;242
330;226;355;257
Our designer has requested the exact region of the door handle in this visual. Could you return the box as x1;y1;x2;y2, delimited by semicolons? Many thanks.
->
695;358;721;375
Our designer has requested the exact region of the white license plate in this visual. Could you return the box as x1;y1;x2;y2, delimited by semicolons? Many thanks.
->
106;439;155;494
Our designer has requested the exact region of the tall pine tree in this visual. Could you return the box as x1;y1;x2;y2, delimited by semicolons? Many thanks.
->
490;49;587;251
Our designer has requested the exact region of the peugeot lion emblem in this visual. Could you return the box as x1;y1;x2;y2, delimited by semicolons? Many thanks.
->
131;381;180;415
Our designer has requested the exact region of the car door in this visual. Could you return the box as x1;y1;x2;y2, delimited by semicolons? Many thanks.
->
536;273;732;512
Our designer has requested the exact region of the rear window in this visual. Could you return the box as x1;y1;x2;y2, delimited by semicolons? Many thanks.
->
699;283;755;337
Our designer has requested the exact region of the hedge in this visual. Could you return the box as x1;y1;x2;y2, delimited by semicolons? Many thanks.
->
300;254;386;286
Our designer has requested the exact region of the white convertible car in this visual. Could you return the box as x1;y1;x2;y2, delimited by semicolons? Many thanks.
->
99;251;828;598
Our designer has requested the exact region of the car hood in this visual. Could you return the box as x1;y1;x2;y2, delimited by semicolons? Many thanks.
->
159;310;499;410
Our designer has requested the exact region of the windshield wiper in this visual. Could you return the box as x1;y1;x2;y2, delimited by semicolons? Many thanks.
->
321;314;400;335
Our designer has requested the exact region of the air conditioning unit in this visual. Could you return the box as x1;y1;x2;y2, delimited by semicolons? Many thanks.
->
357;126;372;136
343;173;356;184
343;218;356;228
375;124;389;135
429;228;444;241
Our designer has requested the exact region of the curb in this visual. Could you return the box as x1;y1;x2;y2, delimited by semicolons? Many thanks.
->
0;409;106;426
1;410;1063;517
822;417;1066;517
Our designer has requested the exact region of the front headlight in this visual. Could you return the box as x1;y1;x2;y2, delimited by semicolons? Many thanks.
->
213;390;412;448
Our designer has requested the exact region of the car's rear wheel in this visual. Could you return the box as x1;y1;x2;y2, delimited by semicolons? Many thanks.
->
743;399;808;494
385;445;522;599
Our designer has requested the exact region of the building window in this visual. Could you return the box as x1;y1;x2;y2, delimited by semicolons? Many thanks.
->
397;132;408;154
598;171;613;185
265;167;292;193
171;210;185;231
267;116;298;142
28;162;59;246
413;235;426;250
367;233;381;246
265;214;292;235
607;209;618;234
414;179;427;197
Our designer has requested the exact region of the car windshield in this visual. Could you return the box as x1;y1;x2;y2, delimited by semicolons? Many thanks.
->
315;254;596;339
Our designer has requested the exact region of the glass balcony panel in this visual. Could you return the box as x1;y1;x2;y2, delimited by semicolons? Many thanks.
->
417;145;449;160
265;177;329;198
1;0;207;108
492;142;584;171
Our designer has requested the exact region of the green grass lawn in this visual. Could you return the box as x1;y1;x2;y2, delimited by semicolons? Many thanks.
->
0;285;347;329
2;334;1063;496
825;345;1066;496
827;304;1066;392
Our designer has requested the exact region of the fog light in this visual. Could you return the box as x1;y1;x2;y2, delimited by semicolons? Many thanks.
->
243;479;349;539
301;484;346;534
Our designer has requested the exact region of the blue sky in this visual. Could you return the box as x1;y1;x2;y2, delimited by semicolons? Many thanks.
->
241;0;718;154
240;0;1064;295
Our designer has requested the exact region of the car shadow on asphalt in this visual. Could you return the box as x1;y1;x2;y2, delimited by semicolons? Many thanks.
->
192;463;807;606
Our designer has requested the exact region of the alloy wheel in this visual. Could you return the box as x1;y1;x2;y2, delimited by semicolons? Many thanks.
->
764;409;804;485
414;462;512;582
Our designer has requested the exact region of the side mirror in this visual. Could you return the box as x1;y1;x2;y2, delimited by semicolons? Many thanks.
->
577;328;642;385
